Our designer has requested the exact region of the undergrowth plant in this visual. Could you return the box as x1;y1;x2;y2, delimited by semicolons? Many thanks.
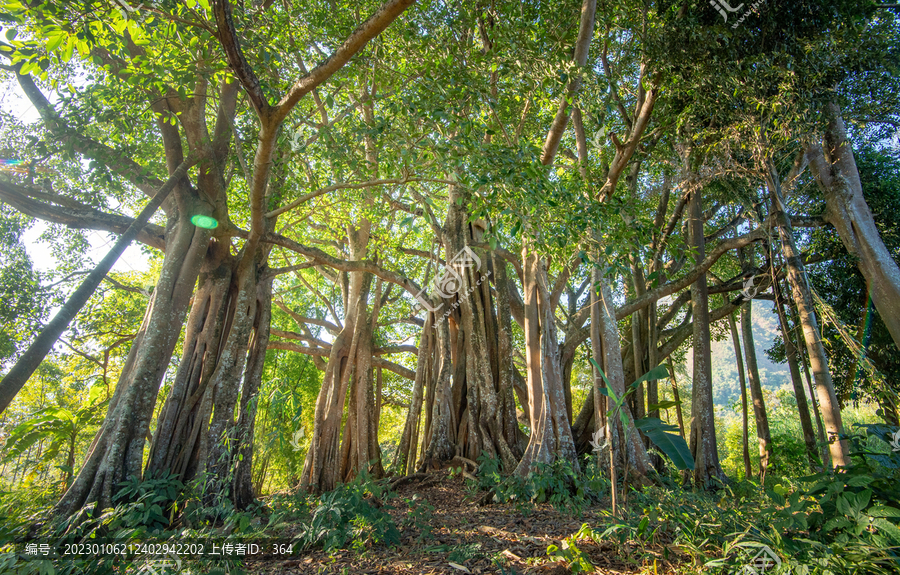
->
294;471;399;554
472;453;609;515
546;424;900;575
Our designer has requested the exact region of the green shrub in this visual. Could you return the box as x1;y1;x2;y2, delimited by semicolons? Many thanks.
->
473;453;609;515
295;472;399;553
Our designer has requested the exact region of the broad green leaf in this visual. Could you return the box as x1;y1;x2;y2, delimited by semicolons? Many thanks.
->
635;419;694;471
632;364;670;386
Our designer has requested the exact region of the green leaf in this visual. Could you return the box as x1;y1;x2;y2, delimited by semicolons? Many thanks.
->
632;364;670;386
870;505;900;518
589;358;618;403
634;419;694;471
835;495;851;517
872;518;900;543
45;32;65;52
647;400;680;411
846;474;874;487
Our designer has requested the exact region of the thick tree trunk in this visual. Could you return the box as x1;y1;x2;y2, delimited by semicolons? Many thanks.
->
808;102;900;351
728;313;752;480
300;228;378;492
420;312;455;465
340;274;383;482
492;252;525;457
741;301;771;477
769;175;850;468
594;275;654;481
200;245;274;499
146;239;273;511
418;190;519;472
147;240;234;482
687;188;726;488
515;246;579;476
774;279;819;470
232;276;272;509
56;201;211;516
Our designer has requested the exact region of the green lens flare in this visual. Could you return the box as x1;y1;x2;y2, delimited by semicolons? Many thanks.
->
190;215;219;229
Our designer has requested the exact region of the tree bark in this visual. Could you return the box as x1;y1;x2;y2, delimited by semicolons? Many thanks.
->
687;188;726;488
808;101;900;351
300;224;380;492
394;314;434;475
794;304;831;470
728;313;752;479
741;300;771;478
232;276;272;509
774;278;819;470
595;275;654;481
55;197;212;516
146;240;234;483
768;167;850;468
515;246;579;475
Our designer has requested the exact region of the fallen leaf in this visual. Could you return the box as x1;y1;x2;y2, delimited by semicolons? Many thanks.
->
449;562;471;573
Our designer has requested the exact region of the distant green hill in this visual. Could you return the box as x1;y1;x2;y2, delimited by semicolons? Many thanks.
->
686;300;792;407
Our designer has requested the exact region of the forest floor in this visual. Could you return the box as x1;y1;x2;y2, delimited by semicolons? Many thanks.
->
243;469;688;575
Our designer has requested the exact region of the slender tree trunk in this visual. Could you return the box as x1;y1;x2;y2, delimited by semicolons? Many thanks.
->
630;264;647;425
798;332;831;471
595;274;654;481
768;171;850;468
590;266;608;446
394;315;433;475
808;101;900;351
687;188;726;488
774;279;819;470
741;300;771;477
728;313;752;480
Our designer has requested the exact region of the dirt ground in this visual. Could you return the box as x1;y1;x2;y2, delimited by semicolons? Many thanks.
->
243;470;686;575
